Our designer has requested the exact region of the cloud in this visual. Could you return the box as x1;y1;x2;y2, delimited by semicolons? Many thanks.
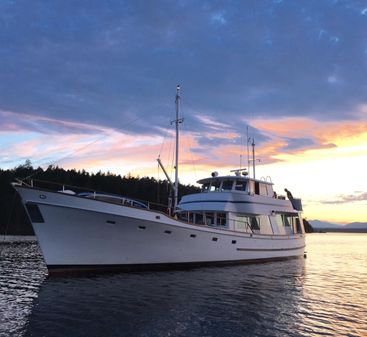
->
0;109;109;134
281;137;315;151
320;192;367;204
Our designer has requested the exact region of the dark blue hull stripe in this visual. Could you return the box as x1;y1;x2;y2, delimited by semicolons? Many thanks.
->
236;245;306;252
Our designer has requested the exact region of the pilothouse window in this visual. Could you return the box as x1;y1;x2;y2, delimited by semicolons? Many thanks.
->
235;181;247;191
202;183;210;192
221;180;233;191
210;181;221;192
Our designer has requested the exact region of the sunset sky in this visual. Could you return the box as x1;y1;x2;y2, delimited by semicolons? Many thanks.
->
1;0;366;223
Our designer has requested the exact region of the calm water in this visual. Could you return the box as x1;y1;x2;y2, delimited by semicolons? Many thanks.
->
0;234;366;337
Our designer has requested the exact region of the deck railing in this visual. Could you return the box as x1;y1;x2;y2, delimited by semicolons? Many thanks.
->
16;178;171;214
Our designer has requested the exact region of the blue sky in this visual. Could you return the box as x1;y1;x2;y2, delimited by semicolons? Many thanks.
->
1;0;367;221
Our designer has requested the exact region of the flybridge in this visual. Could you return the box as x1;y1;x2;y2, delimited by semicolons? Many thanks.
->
197;172;275;198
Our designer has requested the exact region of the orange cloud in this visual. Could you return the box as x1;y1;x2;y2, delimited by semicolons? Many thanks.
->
250;115;367;161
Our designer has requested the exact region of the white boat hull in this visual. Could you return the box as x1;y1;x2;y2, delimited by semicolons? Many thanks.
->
15;186;306;274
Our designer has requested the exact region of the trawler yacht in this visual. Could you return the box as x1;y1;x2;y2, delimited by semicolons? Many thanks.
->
13;86;305;274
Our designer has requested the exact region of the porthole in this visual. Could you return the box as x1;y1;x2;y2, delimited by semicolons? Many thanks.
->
212;237;218;242
106;220;116;224
138;226;146;230
232;240;237;244
164;230;172;234
190;234;196;238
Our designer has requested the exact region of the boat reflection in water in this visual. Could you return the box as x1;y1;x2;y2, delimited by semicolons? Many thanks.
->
23;259;307;337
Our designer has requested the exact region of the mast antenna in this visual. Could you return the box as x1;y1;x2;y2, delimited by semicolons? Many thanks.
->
247;125;257;179
251;138;256;179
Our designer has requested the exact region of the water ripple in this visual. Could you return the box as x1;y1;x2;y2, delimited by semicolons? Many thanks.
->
0;234;366;337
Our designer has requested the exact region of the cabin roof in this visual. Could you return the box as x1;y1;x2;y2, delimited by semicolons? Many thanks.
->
197;175;273;185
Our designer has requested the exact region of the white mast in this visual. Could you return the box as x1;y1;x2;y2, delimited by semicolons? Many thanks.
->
174;85;183;210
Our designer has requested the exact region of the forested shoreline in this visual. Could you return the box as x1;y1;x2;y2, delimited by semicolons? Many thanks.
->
0;162;199;235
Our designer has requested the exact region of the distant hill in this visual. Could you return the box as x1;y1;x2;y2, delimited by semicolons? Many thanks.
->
345;222;367;229
309;220;342;229
310;220;367;232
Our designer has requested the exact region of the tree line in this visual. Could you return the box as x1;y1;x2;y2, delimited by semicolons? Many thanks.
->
0;161;199;235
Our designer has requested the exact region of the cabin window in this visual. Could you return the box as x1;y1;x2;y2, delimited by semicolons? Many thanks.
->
283;215;291;227
202;183;210;192
255;182;260;195
205;212;215;226
195;213;204;225
210;181;221;192
260;184;268;196
188;212;194;223
275;214;286;235
217;212;227;227
275;214;297;235
258;215;273;234
250;217;260;231
222;180;233;191
284;215;303;234
234;215;251;232
178;211;188;221
235;181;247;191
295;218;302;234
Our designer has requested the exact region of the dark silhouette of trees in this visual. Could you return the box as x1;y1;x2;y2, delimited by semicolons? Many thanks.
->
302;219;314;233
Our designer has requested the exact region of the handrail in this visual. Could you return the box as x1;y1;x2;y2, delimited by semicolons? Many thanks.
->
16;177;171;213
